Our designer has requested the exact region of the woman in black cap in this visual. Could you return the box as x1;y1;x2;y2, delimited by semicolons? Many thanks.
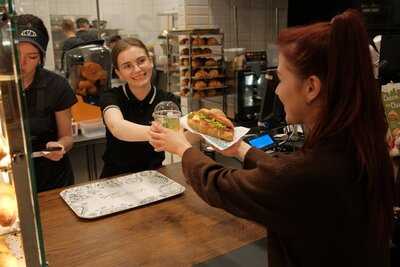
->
16;14;77;192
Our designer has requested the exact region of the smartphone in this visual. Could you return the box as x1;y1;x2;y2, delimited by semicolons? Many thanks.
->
43;146;63;152
31;146;63;158
247;133;276;150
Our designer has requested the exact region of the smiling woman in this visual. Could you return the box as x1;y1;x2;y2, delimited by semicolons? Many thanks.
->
99;38;180;178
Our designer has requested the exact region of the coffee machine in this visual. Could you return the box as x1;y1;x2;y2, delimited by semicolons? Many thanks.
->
234;51;268;127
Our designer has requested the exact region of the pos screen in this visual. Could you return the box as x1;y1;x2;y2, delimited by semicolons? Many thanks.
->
248;133;276;150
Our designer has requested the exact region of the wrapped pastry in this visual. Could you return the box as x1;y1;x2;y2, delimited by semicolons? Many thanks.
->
192;58;203;68
208;69;220;78
192;48;203;55
194;70;208;79
0;252;19;267
180;88;190;96
202;48;212;54
181;48;189;55
0;136;8;161
179;38;189;45
207;37;219;45
208;79;223;88
193;80;207;90
204;58;217;66
181;58;189;66
0;182;17;227
181;70;189;78
181;79;189;87
192;37;206;46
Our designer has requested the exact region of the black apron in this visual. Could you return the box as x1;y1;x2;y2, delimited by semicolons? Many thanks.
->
26;75;74;192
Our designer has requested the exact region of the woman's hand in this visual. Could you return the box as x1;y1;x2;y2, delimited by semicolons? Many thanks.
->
43;141;65;161
149;122;192;157
214;140;251;161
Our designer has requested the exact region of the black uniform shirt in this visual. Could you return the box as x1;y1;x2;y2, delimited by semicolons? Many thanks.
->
25;67;77;192
100;84;179;177
25;67;77;150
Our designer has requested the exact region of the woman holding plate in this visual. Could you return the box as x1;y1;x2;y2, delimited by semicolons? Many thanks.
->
149;9;394;267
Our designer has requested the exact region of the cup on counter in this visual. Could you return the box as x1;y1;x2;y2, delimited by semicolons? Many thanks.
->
71;120;79;137
152;101;181;131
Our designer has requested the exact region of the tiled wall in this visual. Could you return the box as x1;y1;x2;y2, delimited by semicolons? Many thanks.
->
183;0;210;29
208;0;287;51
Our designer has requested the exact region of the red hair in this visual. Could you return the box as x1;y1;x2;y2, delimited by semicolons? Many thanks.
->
278;9;393;255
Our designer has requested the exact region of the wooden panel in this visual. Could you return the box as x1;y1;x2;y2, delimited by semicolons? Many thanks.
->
39;164;266;267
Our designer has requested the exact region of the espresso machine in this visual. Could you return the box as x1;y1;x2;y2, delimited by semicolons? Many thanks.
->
234;51;268;127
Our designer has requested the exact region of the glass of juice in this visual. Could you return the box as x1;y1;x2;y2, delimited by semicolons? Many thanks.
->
152;101;181;131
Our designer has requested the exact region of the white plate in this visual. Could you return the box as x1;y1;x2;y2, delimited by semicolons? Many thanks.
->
180;114;250;150
60;171;185;219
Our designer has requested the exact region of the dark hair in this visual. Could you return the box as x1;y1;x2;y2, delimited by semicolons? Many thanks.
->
111;37;150;69
76;17;90;28
61;19;75;32
109;35;122;43
278;9;393;254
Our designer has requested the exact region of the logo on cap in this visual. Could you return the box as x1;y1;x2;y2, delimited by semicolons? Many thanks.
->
21;29;37;37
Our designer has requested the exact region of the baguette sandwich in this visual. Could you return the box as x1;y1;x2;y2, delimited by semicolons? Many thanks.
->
187;108;234;141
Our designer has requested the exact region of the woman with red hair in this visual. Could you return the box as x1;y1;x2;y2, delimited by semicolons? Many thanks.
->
150;9;394;267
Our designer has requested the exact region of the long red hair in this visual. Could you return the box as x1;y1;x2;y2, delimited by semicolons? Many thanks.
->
278;9;394;254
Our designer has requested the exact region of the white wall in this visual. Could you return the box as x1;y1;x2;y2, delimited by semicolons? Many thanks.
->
48;0;182;45
14;0;55;70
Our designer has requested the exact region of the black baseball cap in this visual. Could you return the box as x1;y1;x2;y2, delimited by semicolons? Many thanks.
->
15;15;49;56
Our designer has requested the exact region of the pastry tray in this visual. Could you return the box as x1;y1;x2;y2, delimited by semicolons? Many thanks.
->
60;170;185;219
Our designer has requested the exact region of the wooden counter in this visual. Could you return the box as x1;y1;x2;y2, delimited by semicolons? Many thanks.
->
38;163;266;267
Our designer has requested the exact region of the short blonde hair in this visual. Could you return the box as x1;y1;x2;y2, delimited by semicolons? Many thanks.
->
61;19;75;32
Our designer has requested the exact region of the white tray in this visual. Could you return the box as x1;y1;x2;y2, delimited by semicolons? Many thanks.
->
60;171;185;219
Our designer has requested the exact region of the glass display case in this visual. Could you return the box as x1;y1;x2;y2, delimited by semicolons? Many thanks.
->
166;29;228;113
0;1;47;266
64;41;111;106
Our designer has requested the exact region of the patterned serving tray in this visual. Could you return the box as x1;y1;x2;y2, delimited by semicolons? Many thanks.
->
60;171;185;219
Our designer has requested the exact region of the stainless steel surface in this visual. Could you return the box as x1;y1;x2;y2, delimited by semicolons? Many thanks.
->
96;0;101;38
275;7;280;37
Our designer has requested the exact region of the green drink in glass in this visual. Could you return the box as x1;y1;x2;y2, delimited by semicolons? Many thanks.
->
153;101;181;131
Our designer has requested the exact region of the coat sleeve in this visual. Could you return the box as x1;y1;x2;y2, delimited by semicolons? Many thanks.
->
181;147;330;236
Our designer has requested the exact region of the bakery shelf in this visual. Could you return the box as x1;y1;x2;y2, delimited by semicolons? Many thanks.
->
179;65;221;70
166;28;228;114
191;76;226;80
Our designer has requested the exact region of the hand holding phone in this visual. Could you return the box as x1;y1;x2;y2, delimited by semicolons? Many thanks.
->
32;142;65;160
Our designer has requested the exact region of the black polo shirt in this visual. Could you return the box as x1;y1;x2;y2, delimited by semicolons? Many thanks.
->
25;67;77;149
25;67;77;192
99;84;179;177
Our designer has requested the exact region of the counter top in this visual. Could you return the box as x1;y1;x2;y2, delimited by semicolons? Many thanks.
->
38;163;266;267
